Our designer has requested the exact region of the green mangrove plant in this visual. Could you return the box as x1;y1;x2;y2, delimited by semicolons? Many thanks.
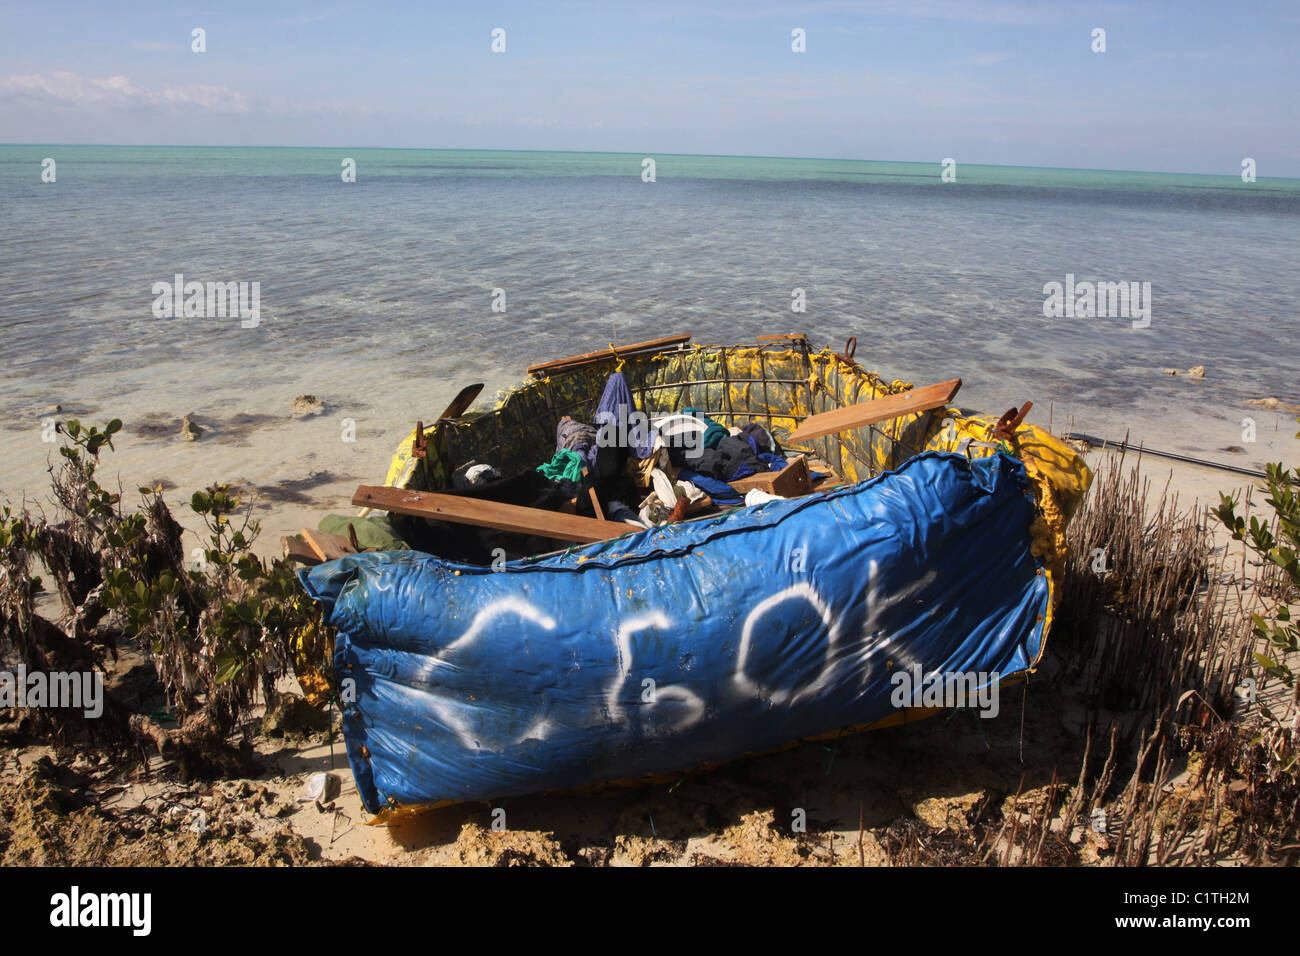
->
0;417;323;775
1213;415;1300;775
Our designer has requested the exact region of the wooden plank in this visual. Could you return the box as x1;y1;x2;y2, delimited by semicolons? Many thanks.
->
526;334;691;377
281;535;322;566
805;457;841;479
685;495;715;516
300;528;357;562
728;455;812;498
756;333;808;342
352;485;630;544
581;468;605;520
727;475;779;496
785;379;962;444
805;457;848;492
772;456;811;497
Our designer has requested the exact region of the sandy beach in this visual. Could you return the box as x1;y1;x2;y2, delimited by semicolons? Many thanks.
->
6;358;1297;570
3;423;1294;867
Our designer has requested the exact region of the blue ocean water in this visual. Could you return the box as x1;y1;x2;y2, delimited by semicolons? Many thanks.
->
1;145;1298;507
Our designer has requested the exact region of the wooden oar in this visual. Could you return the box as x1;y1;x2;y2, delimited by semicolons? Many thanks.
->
353;485;630;544
436;383;484;421
412;383;486;459
786;379;962;444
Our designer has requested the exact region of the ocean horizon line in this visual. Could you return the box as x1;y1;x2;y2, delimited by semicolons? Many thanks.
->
2;142;1295;184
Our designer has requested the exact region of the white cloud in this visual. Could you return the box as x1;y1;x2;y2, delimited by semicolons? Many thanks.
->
0;71;251;113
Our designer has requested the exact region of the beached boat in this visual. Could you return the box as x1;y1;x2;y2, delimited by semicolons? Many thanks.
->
294;334;1092;816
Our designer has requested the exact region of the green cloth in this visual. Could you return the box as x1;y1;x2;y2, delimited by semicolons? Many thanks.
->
536;448;586;483
684;406;729;450
318;513;410;551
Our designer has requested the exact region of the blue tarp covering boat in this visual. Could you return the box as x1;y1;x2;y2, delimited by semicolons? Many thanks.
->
299;450;1053;815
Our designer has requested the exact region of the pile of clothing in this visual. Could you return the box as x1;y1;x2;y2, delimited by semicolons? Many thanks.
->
529;371;794;519
434;369;808;557
665;408;786;504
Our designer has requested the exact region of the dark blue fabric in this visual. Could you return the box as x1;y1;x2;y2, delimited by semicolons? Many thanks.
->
300;452;1051;814
594;371;656;459
676;468;743;504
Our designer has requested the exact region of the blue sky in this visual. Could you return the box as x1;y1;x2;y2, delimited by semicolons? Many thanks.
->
1;1;1297;175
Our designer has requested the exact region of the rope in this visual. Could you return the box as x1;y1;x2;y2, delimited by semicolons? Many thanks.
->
1061;432;1271;479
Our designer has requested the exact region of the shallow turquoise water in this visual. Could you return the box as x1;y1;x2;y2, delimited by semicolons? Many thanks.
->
1;145;1297;500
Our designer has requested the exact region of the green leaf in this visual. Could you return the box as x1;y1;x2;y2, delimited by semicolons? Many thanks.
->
213;652;243;684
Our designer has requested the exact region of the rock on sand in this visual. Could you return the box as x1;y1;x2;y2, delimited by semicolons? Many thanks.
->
291;395;325;417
